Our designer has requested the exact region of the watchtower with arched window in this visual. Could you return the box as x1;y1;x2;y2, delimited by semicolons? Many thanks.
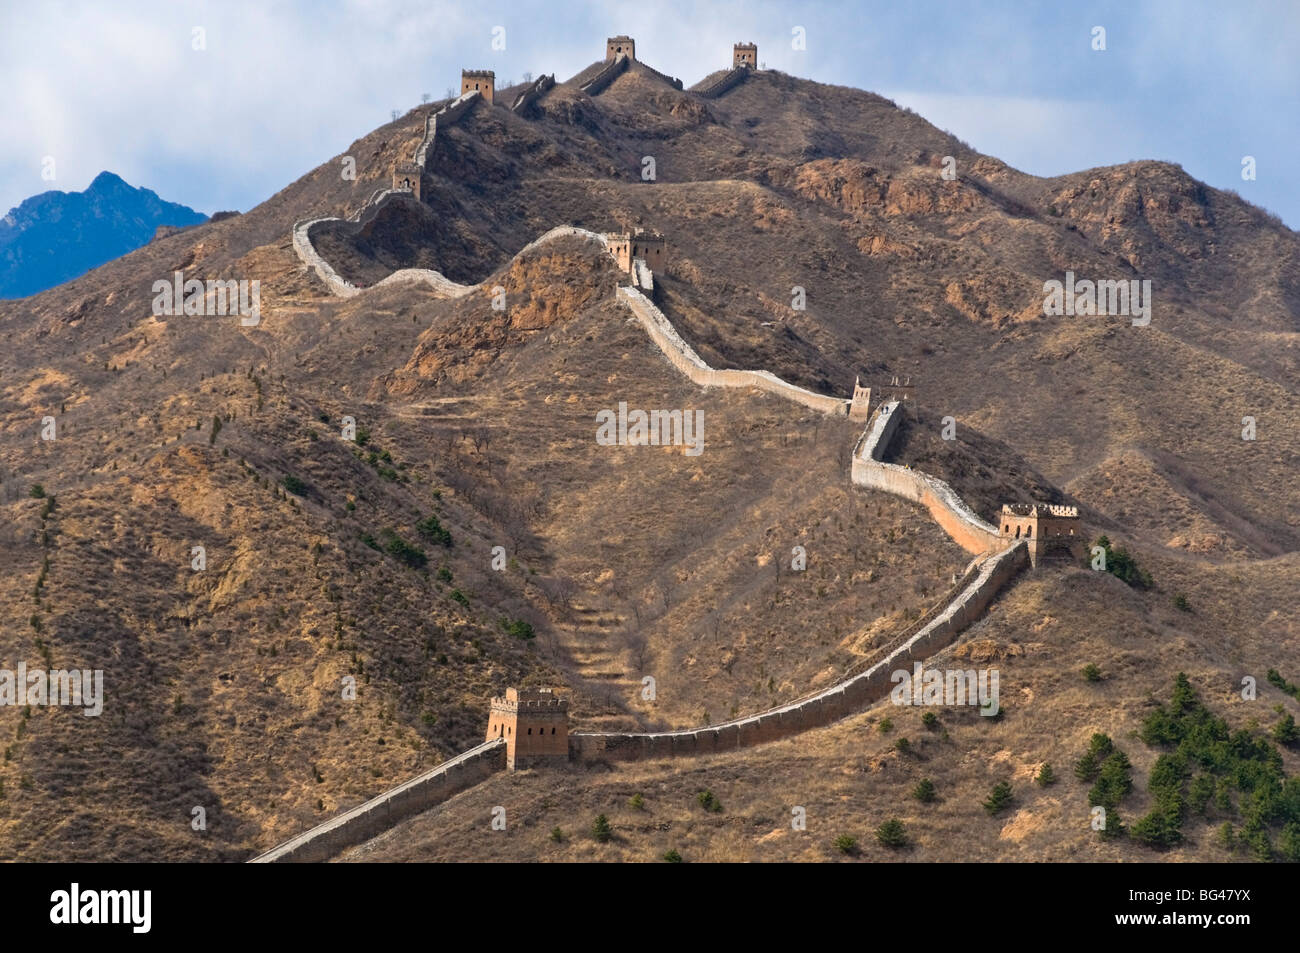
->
606;35;635;61
999;503;1081;567
486;687;569;769
393;162;423;201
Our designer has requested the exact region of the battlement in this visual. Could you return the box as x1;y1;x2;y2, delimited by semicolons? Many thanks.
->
733;42;757;68
1001;503;1079;519
461;69;495;104
606;35;635;61
489;687;569;712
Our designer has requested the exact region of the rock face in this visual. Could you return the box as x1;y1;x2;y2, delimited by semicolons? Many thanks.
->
0;171;207;299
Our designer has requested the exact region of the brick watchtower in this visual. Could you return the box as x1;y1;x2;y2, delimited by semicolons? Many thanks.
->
848;376;872;421
486;687;569;769
393;162;422;200
461;69;495;104
999;503;1082;567
733;42;757;68
606;35;635;61
606;229;667;273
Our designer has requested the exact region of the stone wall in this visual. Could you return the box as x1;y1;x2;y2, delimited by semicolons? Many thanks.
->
617;285;849;416
695;66;749;99
852;401;1005;555
291;90;485;298
250;738;507;863
570;540;1028;763
581;54;629;96
511;74;555;114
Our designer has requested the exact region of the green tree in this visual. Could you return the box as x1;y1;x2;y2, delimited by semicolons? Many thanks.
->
1272;713;1299;746
983;781;1014;815
1035;763;1057;787
912;778;936;803
591;814;612;843
875;819;908;848
833;834;858;854
662;848;682;863
1082;663;1102;683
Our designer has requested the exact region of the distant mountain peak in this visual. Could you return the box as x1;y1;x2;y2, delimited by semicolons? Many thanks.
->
0;172;207;299
87;170;130;191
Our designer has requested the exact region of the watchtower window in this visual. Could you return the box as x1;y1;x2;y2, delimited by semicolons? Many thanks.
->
1014;527;1021;538
551;727;556;734
1025;526;1032;537
527;727;532;734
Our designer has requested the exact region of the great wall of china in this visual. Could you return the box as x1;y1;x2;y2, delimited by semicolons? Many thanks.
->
260;39;1051;862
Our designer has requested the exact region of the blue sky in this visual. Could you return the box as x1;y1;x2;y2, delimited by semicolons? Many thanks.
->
2;0;1297;227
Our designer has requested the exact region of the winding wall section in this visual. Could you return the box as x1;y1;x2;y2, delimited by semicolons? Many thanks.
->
617;285;849;416
264;65;1035;859
852;401;1004;555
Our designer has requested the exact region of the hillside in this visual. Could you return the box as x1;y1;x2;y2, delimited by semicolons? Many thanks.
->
0;55;1296;862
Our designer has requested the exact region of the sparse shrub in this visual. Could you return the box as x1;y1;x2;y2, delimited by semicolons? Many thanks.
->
875;818;908;848
628;793;645;811
1266;669;1300;702
912;778;936;802
921;711;939;730
983;781;1014;815
894;737;912;755
209;414;222;444
382;531;427;569
1173;593;1191;612
833;834;858;854
28;484;45;499
1082;663;1102;683
1035;763;1057;787
416;514;452;547
501;618;534;640
591;814;612;843
662;848;682;863
1091;535;1153;589
1272;713;1299;746
449;589;469;607
1216;821;1236;852
549;827;565;843
437;566;452;583
696;790;722;813
878;717;893;734
281;475;307;496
